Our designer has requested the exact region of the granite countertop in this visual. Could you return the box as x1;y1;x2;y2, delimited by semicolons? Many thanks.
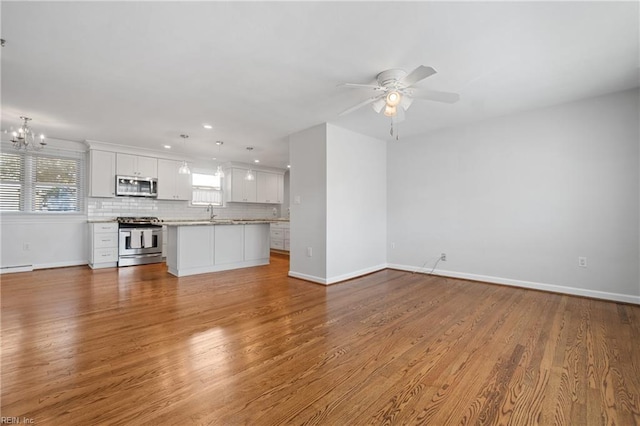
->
87;218;118;223
162;219;282;226
88;218;290;225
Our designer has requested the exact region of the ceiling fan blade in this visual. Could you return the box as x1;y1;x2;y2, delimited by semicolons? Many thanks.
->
372;98;386;113
410;89;460;104
338;83;382;90
400;95;414;111
401;65;437;87
339;97;381;116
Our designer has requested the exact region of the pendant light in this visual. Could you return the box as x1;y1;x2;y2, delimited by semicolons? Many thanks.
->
178;134;191;175
244;147;255;181
214;141;225;178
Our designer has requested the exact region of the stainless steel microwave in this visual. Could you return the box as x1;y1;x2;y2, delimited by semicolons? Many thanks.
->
116;176;158;197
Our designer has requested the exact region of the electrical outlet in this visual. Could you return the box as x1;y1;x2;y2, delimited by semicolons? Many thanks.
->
441;253;447;261
578;256;587;268
306;247;313;257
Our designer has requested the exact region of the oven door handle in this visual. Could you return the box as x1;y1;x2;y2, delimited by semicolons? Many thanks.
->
119;253;162;259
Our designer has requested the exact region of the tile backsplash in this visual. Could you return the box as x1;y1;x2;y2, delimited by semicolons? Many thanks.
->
88;197;283;221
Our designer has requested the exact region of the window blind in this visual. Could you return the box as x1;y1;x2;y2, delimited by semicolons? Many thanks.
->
0;148;86;213
0;152;24;211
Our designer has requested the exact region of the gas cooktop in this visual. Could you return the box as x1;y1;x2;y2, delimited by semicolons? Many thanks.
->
116;216;162;224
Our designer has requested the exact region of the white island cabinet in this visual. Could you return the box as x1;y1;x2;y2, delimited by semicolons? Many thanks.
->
165;222;270;277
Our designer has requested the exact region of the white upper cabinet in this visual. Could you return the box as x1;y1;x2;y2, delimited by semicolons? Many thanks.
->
157;159;191;201
116;153;158;178
88;150;116;198
227;168;257;203
256;171;281;204
224;165;285;204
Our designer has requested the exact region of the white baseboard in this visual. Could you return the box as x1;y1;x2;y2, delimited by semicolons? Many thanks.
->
0;265;34;274
1;260;88;274
387;263;640;305
288;264;389;285
288;271;329;285
326;264;388;285
34;260;88;270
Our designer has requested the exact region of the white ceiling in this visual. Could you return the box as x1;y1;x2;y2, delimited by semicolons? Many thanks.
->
2;1;638;169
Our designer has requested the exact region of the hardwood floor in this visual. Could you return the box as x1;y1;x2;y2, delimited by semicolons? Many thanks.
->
2;255;639;425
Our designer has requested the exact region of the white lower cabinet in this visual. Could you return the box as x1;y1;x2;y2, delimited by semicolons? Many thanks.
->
270;222;290;252
89;223;118;269
165;223;270;277
214;225;244;265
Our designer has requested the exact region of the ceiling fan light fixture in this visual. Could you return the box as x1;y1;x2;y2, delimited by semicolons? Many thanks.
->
384;105;397;117
400;95;414;111
372;98;386;114
386;91;402;107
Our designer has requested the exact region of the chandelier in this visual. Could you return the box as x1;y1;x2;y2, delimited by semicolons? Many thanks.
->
10;116;46;151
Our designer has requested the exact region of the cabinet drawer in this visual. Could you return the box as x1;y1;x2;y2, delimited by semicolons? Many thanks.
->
94;234;118;249
94;223;118;233
284;240;290;251
93;247;118;262
284;229;290;239
271;239;284;250
270;229;283;239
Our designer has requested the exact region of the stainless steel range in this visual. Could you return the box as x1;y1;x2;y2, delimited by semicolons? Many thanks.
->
117;217;163;266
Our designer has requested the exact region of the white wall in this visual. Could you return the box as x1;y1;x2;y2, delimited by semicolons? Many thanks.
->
0;215;88;271
289;123;328;281
289;123;388;284
387;89;640;303
326;124;387;282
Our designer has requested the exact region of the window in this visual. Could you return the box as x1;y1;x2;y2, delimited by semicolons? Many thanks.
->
0;152;24;211
191;172;222;206
0;149;85;213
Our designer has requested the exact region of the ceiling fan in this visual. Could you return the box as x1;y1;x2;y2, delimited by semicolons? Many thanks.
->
339;65;460;125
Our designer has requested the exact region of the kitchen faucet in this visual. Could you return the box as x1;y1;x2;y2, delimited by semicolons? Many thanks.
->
206;204;217;220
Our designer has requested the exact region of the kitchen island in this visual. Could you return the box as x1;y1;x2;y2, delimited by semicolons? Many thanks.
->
164;220;271;277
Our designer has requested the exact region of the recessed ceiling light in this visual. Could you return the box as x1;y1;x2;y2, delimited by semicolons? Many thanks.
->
254;159;260;163
287;164;291;168
164;145;171;149
212;157;217;160
203;124;213;129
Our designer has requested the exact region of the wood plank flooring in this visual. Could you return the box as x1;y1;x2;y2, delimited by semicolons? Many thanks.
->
1;255;639;425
